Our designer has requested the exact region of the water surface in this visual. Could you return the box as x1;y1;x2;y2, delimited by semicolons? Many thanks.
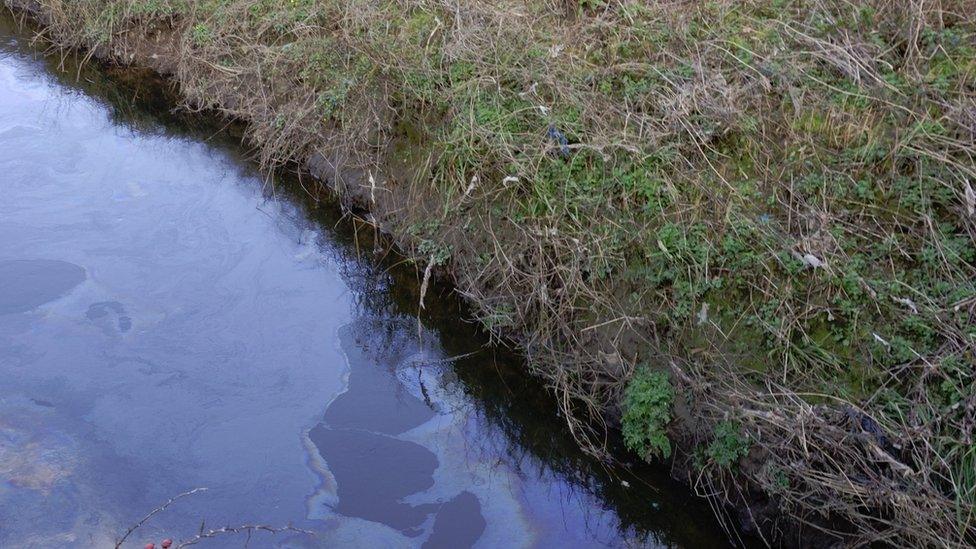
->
0;15;728;548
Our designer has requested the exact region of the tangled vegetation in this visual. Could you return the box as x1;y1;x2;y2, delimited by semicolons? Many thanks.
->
9;0;975;545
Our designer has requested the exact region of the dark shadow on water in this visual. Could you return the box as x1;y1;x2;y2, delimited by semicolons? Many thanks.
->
0;259;85;315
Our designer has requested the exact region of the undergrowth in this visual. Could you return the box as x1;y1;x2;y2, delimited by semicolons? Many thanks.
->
622;368;673;460
12;0;976;545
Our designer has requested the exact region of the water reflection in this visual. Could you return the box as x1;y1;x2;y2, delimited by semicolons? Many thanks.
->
0;13;729;548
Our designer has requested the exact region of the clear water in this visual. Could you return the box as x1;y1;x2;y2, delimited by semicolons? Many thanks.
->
0;16;728;549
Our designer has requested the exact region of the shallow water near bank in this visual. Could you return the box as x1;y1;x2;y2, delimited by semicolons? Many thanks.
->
0;15;728;548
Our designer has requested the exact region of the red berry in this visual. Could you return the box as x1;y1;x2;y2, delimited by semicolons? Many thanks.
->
161;540;173;549
144;544;155;549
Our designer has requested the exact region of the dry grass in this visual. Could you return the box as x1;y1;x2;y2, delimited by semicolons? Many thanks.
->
9;0;976;545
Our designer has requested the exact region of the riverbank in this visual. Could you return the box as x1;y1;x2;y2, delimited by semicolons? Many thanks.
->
0;12;738;546
7;0;974;545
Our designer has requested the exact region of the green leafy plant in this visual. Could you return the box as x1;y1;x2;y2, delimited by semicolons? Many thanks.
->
622;368;674;460
706;421;749;468
190;23;212;46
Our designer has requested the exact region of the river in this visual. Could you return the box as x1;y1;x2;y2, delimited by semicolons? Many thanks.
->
0;14;728;548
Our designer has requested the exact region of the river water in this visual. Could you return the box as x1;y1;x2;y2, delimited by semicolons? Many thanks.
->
0;15;728;548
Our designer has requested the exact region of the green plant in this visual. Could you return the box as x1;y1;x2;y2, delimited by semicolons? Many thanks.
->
418;239;452;266
190;23;212;46
706;421;749;468
622;368;674;460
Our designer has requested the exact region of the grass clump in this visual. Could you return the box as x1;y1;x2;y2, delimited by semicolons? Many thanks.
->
622;368;674;460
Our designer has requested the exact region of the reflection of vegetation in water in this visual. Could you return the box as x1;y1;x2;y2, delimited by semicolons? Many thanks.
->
0;17;207;139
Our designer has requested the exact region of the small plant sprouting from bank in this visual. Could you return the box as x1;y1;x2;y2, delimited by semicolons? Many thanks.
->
190;23;211;46
622;368;674;460
705;421;750;469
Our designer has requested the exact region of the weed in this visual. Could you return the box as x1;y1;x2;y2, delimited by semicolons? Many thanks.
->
622;368;674;460
190;23;211;46
706;421;750;469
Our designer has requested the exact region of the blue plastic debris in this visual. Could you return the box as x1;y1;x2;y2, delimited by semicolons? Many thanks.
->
546;124;571;158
